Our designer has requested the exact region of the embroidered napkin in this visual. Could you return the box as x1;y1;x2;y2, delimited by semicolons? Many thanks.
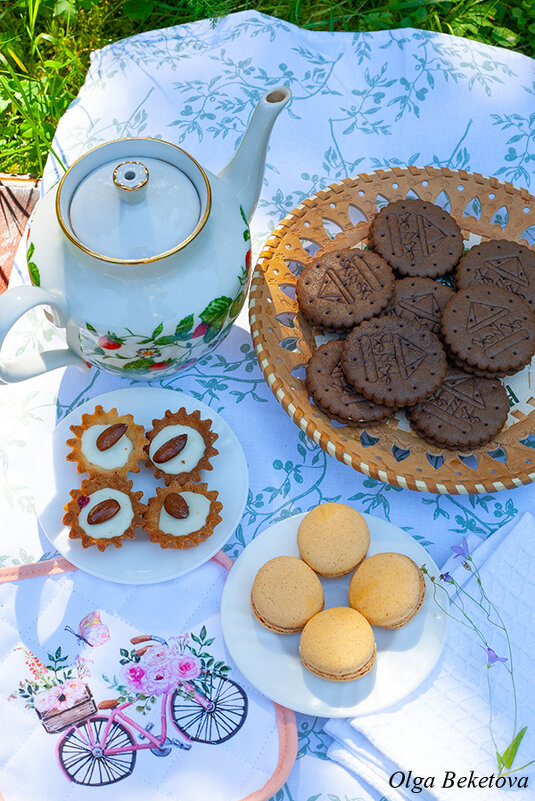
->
326;512;535;801
0;558;296;801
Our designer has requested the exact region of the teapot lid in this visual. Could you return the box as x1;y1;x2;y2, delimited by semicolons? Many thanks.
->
56;139;211;264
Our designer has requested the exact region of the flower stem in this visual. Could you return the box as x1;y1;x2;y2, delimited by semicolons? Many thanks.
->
429;556;523;774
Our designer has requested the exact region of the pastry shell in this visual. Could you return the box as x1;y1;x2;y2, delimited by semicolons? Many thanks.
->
63;475;145;552
66;405;147;478
142;482;222;550
144;408;218;485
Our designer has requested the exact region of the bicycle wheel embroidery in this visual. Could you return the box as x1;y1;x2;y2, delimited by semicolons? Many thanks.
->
171;674;248;744
58;716;136;786
9;621;249;787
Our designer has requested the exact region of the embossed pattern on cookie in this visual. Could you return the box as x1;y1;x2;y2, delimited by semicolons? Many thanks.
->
341;317;447;407
296;248;394;331
306;340;392;425
369;199;463;278
455;239;535;312
388;277;454;334
441;284;535;377
406;366;509;450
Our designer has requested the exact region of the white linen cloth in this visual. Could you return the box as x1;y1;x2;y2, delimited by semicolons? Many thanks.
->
0;560;284;801
326;512;535;800
2;11;535;801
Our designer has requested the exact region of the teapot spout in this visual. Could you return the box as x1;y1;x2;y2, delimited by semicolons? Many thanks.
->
218;86;291;221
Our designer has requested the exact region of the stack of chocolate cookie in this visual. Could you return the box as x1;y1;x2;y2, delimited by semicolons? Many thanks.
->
300;198;535;451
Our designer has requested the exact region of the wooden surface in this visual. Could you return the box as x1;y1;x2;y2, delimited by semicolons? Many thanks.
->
0;175;40;293
249;166;535;495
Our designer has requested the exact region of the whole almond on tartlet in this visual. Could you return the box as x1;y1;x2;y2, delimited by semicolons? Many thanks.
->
142;482;222;549
63;475;145;552
144;408;218;486
66;405;147;478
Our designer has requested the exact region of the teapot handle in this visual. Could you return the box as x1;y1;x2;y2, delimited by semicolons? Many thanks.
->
0;285;88;383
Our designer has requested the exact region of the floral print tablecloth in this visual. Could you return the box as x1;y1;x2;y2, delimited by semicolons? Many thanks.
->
2;11;535;801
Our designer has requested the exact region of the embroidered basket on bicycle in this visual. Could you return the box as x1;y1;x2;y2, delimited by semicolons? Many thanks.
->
36;684;97;734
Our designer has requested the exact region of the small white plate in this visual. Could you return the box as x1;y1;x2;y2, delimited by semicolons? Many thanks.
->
36;387;248;584
221;513;448;717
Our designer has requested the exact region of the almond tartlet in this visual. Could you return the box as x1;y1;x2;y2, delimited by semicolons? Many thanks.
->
63;475;145;552
144;408;218;486
66;405;147;478
142;483;223;549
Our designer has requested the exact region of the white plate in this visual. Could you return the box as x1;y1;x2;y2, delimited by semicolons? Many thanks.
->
36;387;248;584
221;513;448;717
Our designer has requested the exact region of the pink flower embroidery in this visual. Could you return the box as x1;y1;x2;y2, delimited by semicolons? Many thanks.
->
176;654;201;681
140;662;180;695
62;680;86;704
121;663;147;692
141;646;171;666
34;688;61;713
122;644;202;695
34;681;86;713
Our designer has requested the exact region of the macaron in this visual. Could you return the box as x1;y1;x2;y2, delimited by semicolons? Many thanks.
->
348;552;426;629
251;556;324;634
299;607;376;681
297;503;370;577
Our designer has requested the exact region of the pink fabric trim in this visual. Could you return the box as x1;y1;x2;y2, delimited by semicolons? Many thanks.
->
0;550;298;801
212;549;235;571
0;557;77;582
239;703;298;801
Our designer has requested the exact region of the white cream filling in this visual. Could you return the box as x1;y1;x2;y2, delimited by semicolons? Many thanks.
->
78;489;134;540
158;492;210;537
81;425;133;470
149;425;206;475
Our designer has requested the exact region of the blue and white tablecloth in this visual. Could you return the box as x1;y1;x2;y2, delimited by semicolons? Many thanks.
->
2;11;535;801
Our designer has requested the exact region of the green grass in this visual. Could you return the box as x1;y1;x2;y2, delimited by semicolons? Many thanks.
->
1;0;534;175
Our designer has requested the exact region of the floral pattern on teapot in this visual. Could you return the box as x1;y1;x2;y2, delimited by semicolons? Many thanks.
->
79;227;251;378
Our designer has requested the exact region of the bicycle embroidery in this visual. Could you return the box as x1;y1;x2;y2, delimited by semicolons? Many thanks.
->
10;622;248;787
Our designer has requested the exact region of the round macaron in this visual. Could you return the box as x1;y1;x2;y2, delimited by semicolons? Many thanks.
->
251;556;324;634
348;553;426;629
297;503;370;577
299;607;376;681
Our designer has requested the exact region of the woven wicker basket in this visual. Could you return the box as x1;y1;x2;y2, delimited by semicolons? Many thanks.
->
249;167;535;495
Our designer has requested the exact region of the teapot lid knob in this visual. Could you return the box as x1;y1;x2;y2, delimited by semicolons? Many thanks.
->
113;161;149;193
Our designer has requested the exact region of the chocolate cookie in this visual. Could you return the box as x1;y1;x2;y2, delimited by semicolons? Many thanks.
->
388;277;454;334
455;239;535;311
440;284;535;377
306;340;393;425
341;317;447;408
406;366;509;451
296;248;394;332
369;199;463;278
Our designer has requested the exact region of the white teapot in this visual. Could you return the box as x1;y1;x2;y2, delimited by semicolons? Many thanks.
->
0;87;291;382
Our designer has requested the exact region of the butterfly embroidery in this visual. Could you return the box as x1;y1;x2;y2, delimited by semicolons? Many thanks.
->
65;611;110;647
